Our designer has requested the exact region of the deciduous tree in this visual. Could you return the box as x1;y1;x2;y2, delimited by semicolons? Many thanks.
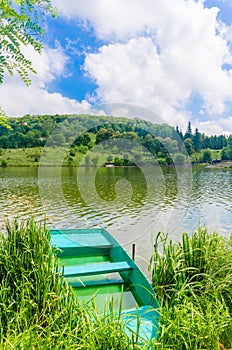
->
202;149;212;164
0;0;56;126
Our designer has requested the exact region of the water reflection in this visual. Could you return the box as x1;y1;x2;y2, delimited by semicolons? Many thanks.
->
0;167;232;240
94;167;147;206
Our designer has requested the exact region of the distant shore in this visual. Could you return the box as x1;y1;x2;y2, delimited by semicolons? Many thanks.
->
205;161;232;169
1;146;231;169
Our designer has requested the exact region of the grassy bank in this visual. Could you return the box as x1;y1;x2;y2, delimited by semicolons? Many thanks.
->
0;147;84;167
0;146;219;168
0;147;142;167
1;221;232;349
150;228;232;349
0;220;137;349
0;146;182;168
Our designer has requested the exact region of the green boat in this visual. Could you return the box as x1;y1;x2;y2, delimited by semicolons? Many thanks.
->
50;227;160;346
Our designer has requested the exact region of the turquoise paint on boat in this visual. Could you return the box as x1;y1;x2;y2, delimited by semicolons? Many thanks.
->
50;227;160;347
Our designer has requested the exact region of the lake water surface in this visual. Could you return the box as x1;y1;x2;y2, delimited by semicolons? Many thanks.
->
1;166;232;271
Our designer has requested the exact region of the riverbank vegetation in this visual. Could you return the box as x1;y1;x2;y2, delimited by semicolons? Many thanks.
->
0;220;136;349
0;115;232;167
1;220;232;348
150;227;232;349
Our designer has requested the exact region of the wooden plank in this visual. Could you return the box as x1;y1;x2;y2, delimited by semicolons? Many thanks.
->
62;261;132;277
50;233;112;248
67;277;125;288
56;246;111;258
59;255;109;266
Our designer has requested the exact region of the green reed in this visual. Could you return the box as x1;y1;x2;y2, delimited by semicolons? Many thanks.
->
0;219;138;349
3;219;232;349
150;226;232;349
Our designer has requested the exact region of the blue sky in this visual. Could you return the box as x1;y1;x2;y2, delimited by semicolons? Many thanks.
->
44;17;101;100
1;0;232;135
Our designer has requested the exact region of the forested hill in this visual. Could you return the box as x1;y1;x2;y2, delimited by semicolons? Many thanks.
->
0;114;175;149
0;114;232;166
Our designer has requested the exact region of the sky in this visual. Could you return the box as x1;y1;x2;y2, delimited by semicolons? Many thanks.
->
1;0;232;135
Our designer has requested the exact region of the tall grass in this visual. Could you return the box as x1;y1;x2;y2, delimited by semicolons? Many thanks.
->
0;219;138;349
150;227;232;349
2;220;232;349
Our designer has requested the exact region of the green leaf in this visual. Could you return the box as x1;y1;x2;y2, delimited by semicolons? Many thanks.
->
0;0;57;84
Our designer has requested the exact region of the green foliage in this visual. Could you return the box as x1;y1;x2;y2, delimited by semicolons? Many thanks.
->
221;147;228;160
150;227;232;349
91;155;99;166
193;128;202;152
201;133;227;150
165;155;174;165
114;157;123;166
0;107;11;130
1;114;232;166
162;137;178;154
1;159;7;167
85;154;90;166
0;219;136;349
202;149;212;163
156;295;232;350
107;154;113;162
74;132;91;147
0;0;56;85
142;135;166;156
51;133;66;146
179;122;228;154
68;155;74;163
96;127;114;144
133;152;143;163
184;121;193;140
78;144;88;154
113;156;135;166
0;219;59;334
222;135;232;160
174;153;186;165
0;2;56;128
0;115;180;166
69;150;75;157
184;137;194;155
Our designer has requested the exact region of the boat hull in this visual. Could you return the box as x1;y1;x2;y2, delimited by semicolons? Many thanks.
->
50;227;160;345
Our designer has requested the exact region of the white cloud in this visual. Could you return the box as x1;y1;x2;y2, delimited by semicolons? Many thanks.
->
2;0;232;135
0;84;90;116
0;44;90;116
52;0;156;40
53;0;232;128
197;116;232;135
84;37;189;126
218;21;232;45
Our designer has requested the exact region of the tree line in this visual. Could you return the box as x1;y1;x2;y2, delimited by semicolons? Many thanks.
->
175;122;232;162
176;122;227;153
0;115;232;165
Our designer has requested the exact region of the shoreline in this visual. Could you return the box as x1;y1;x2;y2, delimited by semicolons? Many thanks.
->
204;161;232;169
1;162;232;168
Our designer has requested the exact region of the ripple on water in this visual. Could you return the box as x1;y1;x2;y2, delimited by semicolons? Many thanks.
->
0;167;232;240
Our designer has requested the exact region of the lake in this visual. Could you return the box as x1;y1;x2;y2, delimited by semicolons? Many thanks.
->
1;166;232;272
